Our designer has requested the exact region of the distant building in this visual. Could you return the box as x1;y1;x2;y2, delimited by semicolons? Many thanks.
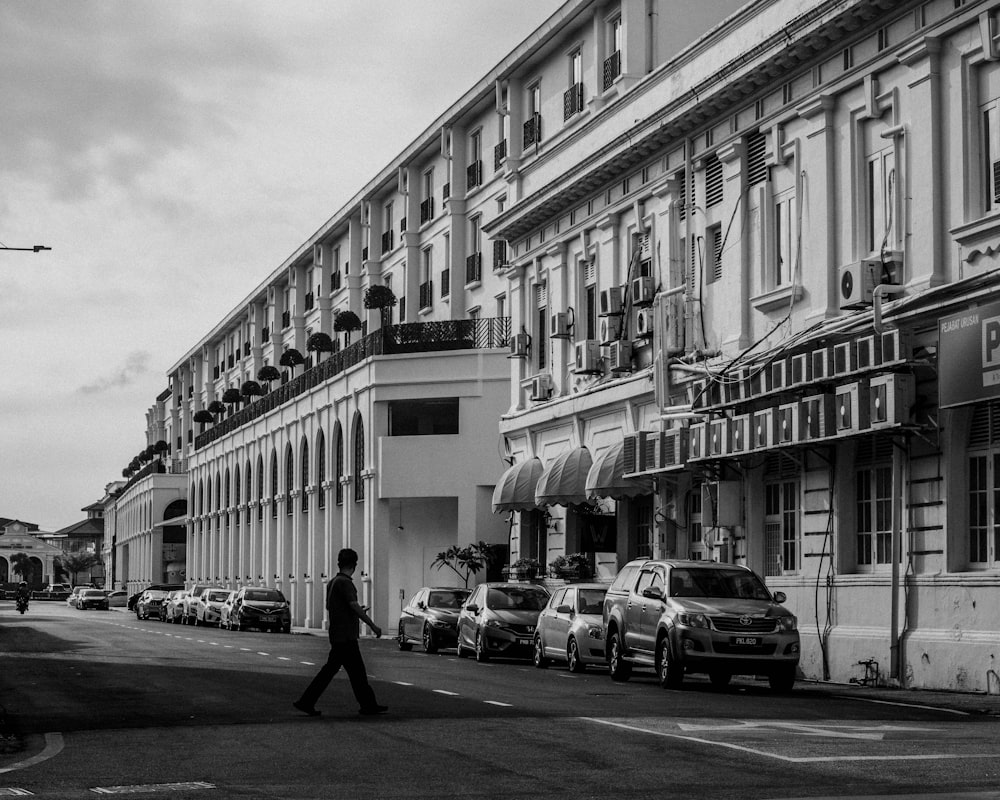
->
38;499;111;587
0;519;63;589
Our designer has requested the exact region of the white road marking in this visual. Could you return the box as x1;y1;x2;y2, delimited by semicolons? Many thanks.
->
484;701;513;707
835;694;970;716
239;648;251;651
301;661;315;666
257;652;269;656
393;681;414;686
0;733;64;775
277;657;290;661
675;721;938;741
580;718;995;763
433;690;459;696
90;780;215;794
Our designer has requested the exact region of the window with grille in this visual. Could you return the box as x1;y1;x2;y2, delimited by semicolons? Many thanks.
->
855;438;894;568
984;102;1000;213
775;190;797;288
764;454;799;575
707;224;723;284
968;402;1000;567
747;132;768;186
354;417;365;503
705;155;723;207
271;451;278;519
689;485;705;560
335;426;344;506
535;282;547;372
866;147;896;257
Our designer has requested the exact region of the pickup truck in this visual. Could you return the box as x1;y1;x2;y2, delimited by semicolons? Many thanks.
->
603;559;799;691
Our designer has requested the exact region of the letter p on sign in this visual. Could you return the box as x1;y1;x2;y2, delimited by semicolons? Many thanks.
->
985;317;1000;368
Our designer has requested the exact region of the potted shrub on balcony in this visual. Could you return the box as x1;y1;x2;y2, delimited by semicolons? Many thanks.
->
306;332;334;362
509;557;541;581
550;553;594;582
279;348;305;378
363;285;397;329
333;309;363;344
153;440;170;462
193;409;215;431
240;379;263;404
221;387;242;409
207;400;227;420
256;365;280;392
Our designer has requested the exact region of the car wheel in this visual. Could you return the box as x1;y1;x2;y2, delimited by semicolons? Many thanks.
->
421;624;438;654
474;630;490;663
607;630;631;682
709;670;732;689
231;618;240;632
567;637;586;674
532;635;549;669
397;622;413;651
768;667;796;693
656;637;684;690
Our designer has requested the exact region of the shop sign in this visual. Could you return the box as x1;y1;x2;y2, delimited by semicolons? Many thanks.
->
579;512;617;551
939;300;1000;408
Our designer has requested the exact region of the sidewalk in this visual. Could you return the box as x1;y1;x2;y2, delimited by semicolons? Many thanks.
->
796;678;1000;716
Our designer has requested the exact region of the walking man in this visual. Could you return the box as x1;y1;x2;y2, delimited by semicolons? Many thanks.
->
294;548;388;716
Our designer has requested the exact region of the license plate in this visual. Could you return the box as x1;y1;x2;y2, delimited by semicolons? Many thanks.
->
517;638;532;646
262;615;275;623
732;636;761;646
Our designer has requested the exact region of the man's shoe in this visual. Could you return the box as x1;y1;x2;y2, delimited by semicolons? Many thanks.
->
358;704;388;715
293;700;321;717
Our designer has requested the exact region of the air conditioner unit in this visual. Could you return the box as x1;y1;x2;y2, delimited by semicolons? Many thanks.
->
599;315;622;345
688;422;706;460
775;402;799;445
642;432;662;472
689;379;709;410
608;340;633;373
812;348;832;382
509;333;530;359
770;358;788;392
660;429;689;469
743;364;765;399
833;341;856;377
879;329;913;366
869;373;915;429
789;353;811;387
800;393;835;440
855;335;877;371
723;371;745;404
751;408;774;450
631;276;655;307
550;311;573;339
838;260;881;309
835;380;871;434
574;340;602;374
599;286;623;316
729;413;750;455
622;432;641;476
635;308;654;338
709;418;731;457
530;373;553;401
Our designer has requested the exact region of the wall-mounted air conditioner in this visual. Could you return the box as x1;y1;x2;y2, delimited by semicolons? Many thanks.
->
800;393;835;440
688;422;706;460
509;333;530;359
622;432;641;476
599;286;623;316
660;428;689;469
811;348;832;382
607;340;633;373
688;379;709;410
770;358;788;393
855;335;877;371
631;276;655;306
751;408;774;450
723;371;745;404
635;308;654;338
775;402;799;445
729;413;750;454
869;373;915;429
709;418;731;457
832;341;856;377
642;432;662;472
574;340;602;374
743;364;765;399
789;353;811;387
599;315;622;345
838;260;880;309
550;311;573;339
530;373;553;401
835;380;871;434
879;329;912;366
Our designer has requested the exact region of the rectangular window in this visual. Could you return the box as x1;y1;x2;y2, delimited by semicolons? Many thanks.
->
775;190;796;288
565;50;584;120
524;83;542;148
704;155;723;208
707;224;723;284
764;479;798;575
535;282;547;372
983;103;1000;212
866;147;895;255
388;398;459;435
857;465;893;567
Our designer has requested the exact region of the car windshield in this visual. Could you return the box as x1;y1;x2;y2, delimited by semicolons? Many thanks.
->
244;590;285;602
207;591;230;602
669;568;772;600
427;590;468;609
486;587;549;611
577;588;606;614
82;590;106;597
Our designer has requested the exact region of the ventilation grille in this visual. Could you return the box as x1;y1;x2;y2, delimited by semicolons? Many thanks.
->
705;155;723;207
747;132;768;186
969;402;1000;448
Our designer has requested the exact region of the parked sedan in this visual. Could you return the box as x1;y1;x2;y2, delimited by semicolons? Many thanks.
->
456;582;550;662
397;587;469;653
225;587;291;632
66;587;87;608
162;590;187;623
194;588;233;627
76;588;110;611
180;585;210;625
107;590;128;608
533;583;607;672
136;589;171;620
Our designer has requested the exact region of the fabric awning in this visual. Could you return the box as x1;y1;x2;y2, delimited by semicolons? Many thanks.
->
586;440;654;500
491;457;544;513
153;515;189;528
534;447;593;507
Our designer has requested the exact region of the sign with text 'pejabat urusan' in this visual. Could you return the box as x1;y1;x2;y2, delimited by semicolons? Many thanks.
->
938;300;1000;409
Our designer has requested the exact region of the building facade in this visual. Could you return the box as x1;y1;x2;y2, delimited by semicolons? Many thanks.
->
492;0;1000;693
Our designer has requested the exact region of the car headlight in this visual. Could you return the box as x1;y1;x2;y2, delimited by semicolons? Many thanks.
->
778;615;797;632
430;618;451;628
587;625;603;639
676;613;710;629
484;619;507;630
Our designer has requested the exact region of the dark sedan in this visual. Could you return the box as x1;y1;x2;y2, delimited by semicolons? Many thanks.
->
456;582;550;662
76;589;110;611
397;587;470;653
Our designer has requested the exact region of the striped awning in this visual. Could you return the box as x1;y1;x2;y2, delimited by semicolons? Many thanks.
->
491;457;544;513
585;440;654;500
534;447;593;507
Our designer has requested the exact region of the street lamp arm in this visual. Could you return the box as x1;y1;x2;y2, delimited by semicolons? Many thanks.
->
0;245;51;252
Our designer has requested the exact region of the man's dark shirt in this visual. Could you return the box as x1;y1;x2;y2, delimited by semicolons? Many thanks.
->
327;572;360;643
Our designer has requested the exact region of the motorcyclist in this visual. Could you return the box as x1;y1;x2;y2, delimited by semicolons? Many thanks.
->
15;581;30;611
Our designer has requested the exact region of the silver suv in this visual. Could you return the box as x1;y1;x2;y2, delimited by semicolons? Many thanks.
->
603;559;799;691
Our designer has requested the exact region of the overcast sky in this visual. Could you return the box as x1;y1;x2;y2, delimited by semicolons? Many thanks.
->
0;0;564;531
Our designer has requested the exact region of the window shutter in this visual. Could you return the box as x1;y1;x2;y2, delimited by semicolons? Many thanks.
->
993;161;1000;206
705;155;724;207
712;226;723;281
747;132;768;186
969;402;1000;448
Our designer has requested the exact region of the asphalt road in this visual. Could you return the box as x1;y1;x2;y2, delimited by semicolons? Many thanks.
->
1;602;999;800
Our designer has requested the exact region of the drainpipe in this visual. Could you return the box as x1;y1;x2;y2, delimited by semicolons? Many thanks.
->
889;442;904;684
873;283;904;335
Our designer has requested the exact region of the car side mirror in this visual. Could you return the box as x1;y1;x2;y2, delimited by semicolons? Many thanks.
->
641;586;665;601
556;604;573;615
772;591;786;604
417;601;426;610
465;603;479;614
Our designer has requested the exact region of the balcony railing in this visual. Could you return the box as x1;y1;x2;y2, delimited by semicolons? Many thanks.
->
563;82;584;120
494;139;507;171
466;160;482;191
465;252;482;285
602;50;621;91
381;230;393;254
419;197;434;224
419;280;433;310
304;292;315;311
441;268;450;298
523;113;542;149
194;318;512;450
493;239;507;270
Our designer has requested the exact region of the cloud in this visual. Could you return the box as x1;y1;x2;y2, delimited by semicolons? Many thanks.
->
77;350;153;395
